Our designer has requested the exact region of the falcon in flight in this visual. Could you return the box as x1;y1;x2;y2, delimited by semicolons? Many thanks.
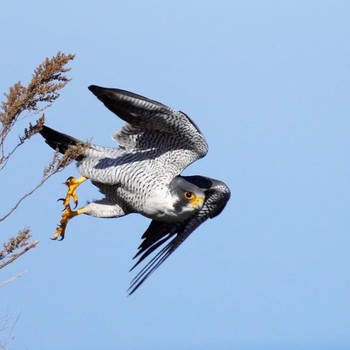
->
40;85;231;294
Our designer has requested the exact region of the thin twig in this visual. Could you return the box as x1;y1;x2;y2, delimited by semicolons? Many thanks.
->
0;140;83;222
0;174;55;222
0;241;39;270
0;115;45;171
0;270;28;288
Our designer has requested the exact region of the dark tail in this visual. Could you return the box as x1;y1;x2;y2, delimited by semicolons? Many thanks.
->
39;125;84;158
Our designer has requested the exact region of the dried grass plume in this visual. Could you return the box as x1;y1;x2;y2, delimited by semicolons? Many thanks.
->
0;52;75;271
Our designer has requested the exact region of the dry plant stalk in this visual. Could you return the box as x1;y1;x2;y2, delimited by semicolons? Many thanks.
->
0;52;76;271
0;310;21;350
0;229;39;270
0;141;87;223
0;51;75;166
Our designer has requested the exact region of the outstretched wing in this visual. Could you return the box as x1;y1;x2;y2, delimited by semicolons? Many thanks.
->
128;176;231;295
88;85;208;176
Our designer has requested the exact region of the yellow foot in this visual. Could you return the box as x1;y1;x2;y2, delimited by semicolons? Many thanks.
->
51;205;86;240
60;176;87;208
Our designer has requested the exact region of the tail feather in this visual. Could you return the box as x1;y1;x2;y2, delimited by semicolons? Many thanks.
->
39;125;84;159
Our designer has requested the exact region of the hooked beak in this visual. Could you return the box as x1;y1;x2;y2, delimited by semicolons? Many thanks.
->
189;196;205;209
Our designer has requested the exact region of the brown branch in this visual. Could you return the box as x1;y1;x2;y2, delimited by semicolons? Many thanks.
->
0;177;51;222
0;241;39;270
0;52;75;166
0;136;86;222
0;115;45;171
0;52;76;272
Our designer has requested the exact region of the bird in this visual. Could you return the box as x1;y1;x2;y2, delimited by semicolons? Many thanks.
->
39;85;231;294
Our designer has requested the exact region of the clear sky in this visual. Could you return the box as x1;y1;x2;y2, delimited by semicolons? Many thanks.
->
1;1;350;349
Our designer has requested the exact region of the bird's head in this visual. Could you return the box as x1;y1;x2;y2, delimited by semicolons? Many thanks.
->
169;176;205;217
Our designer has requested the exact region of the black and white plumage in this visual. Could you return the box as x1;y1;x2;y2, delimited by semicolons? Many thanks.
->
40;85;231;294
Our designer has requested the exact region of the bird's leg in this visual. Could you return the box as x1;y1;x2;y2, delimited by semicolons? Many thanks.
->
61;176;87;208
52;176;88;240
52;204;87;240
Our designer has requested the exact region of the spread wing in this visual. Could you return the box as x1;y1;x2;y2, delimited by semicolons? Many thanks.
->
128;176;231;295
88;85;208;176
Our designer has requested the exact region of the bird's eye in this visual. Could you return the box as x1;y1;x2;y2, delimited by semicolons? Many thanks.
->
184;191;194;200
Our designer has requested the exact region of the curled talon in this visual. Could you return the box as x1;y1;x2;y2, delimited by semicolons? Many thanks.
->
53;231;65;241
61;176;87;207
50;233;63;241
50;204;87;240
48;176;88;240
57;198;68;212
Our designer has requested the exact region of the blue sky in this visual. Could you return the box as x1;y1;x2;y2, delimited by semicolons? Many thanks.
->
1;1;350;349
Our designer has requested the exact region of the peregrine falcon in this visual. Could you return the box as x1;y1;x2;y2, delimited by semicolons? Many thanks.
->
40;85;231;294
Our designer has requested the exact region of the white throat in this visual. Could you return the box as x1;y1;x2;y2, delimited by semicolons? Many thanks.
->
142;188;195;222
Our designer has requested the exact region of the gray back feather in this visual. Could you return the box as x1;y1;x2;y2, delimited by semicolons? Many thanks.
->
89;85;208;175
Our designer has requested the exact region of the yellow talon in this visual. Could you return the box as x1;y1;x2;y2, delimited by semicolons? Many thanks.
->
52;204;87;240
62;176;87;207
51;176;88;240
